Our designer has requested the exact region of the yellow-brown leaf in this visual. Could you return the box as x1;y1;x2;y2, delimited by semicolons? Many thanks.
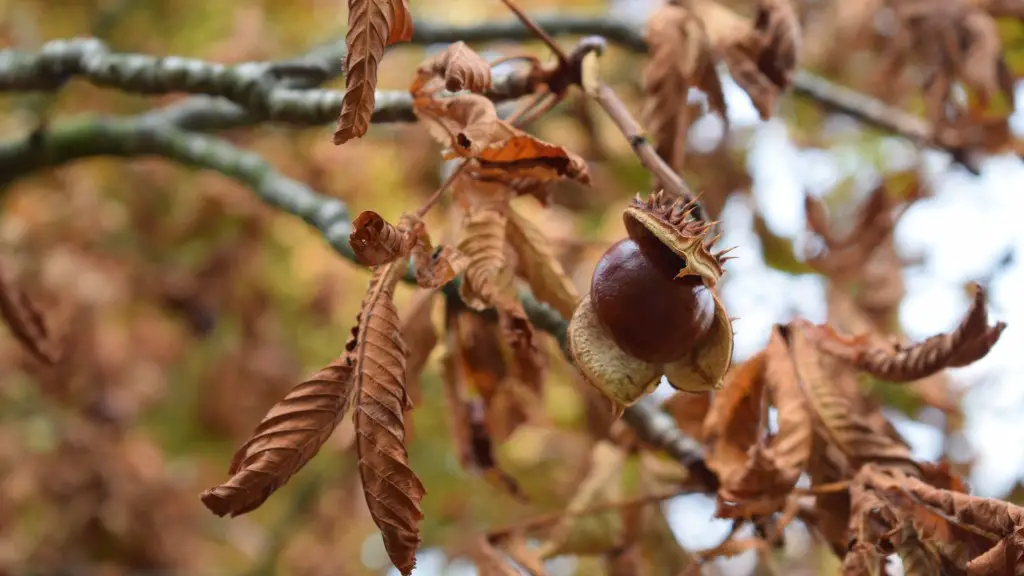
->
350;210;416;266
505;204;580;319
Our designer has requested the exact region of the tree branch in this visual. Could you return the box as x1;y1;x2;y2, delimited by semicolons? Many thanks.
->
0;16;963;159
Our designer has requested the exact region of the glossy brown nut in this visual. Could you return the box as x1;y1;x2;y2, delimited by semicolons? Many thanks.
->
590;237;716;364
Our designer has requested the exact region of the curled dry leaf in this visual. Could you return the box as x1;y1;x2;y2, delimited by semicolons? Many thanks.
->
859;464;1024;572
713;327;815;517
415;94;591;192
200;353;355;516
642;2;726;174
350;210;468;289
440;308;525;500
456;196;534;350
334;0;414;145
762;327;814;489
505;204;580;319
410;41;493;96
0;272;61;365
349;260;425;576
349;210;416;267
569;192;734;408
724;0;801;120
816;283;1005;382
408;219;469;289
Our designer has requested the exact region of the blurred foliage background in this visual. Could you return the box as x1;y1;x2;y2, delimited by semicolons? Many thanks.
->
2;0;1024;574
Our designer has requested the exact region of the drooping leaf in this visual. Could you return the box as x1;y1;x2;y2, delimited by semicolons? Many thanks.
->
642;2;726;174
762;327;814;489
696;0;801;120
505;204;580;319
456;196;534;350
0;270;60;365
200;353;356;516
702;351;768;484
334;0;414;144
410;41;493;96
349;260;425;575
815;283;1006;382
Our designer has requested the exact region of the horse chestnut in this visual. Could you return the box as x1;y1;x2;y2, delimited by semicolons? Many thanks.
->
590;235;716;364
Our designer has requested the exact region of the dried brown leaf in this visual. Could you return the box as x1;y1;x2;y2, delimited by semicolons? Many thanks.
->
334;0;413;144
817;283;1006;382
786;320;918;471
642;3;726;172
350;211;416;266
862;464;1021;571
350;261;425;575
456;199;534;350
505;204;580;319
410;41;492;96
458;201;510;311
0;271;60;365
763;327;813;487
702;351;767;483
415;94;591;190
200;353;355;516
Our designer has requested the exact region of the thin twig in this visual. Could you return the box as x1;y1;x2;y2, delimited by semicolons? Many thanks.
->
589;82;706;222
487;488;688;541
494;0;569;65
416;159;468;218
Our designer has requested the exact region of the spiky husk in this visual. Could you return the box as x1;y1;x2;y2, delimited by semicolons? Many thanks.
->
623;191;734;288
568;191;737;408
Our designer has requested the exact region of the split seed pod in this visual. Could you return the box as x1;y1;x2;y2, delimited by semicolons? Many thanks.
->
568;191;734;408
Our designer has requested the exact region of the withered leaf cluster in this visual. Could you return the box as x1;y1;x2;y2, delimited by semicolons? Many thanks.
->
642;0;801;177
204;39;597;575
664;283;1008;572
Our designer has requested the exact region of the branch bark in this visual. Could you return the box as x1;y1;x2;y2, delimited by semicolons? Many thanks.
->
0;16;959;156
